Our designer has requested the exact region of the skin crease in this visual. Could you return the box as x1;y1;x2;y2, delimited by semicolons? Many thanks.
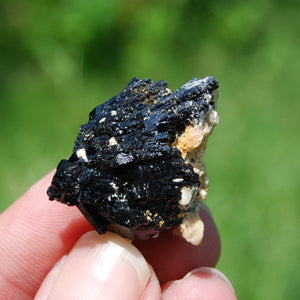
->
0;171;236;299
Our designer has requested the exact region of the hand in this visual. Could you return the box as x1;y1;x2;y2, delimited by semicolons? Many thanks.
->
0;171;237;299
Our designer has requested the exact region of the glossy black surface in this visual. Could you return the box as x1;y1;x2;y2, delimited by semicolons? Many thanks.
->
47;77;218;240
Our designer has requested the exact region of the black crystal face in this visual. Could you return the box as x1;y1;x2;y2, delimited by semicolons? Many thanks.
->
48;77;219;241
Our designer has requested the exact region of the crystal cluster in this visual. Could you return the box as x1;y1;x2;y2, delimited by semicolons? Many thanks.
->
48;76;219;245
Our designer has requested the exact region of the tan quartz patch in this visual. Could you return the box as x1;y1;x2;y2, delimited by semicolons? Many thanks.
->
173;211;204;246
171;109;219;245
172;125;205;159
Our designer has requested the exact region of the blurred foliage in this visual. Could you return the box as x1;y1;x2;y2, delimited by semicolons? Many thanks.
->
0;0;299;299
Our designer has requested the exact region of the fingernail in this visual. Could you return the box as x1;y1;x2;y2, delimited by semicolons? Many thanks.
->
184;267;235;292
36;231;150;300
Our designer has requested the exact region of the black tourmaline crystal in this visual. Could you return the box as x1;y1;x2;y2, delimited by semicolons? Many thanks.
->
48;77;219;245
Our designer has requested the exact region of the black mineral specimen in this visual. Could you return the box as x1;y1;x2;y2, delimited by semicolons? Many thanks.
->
48;76;219;245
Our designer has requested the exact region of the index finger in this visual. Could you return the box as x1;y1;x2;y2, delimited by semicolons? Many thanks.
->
0;171;93;299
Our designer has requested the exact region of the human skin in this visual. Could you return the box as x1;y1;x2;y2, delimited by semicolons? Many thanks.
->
0;171;237;299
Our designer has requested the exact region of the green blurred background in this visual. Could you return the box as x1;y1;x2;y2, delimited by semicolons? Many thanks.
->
1;0;299;298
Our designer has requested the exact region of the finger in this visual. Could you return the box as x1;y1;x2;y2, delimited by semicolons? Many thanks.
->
133;205;221;283
161;267;237;300
35;231;160;300
0;171;93;299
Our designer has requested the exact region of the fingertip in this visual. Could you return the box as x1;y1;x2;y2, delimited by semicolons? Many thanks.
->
36;231;153;300
162;267;237;300
184;267;234;291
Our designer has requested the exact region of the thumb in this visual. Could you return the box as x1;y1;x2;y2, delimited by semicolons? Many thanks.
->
35;231;155;300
